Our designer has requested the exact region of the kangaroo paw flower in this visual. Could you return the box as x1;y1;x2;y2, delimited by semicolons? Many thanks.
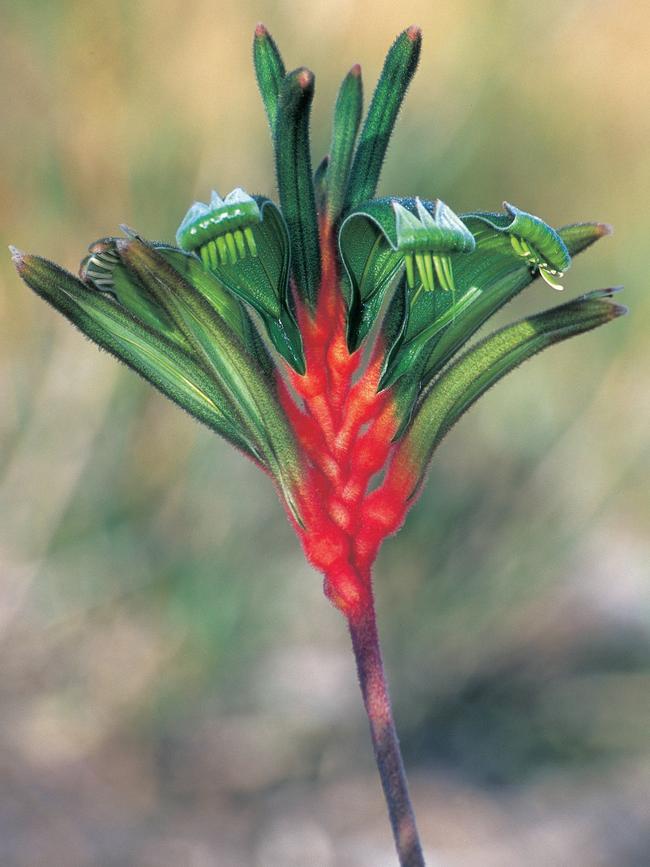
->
11;23;624;867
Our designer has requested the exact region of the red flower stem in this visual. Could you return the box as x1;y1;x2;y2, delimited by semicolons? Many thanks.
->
287;219;425;861
348;598;426;867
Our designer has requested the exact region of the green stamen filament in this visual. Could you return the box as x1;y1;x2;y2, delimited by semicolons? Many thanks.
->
510;235;564;288
225;232;238;264
198;226;261;272
234;229;247;259
432;255;447;292
409;282;424;309
415;253;429;291
511;235;539;265
424;254;435;293
510;235;527;258
405;251;457;301
441;255;455;292
216;236;229;265
405;253;415;288
244;227;258;257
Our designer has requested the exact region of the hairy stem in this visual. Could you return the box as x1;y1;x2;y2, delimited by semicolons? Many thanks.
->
348;599;425;866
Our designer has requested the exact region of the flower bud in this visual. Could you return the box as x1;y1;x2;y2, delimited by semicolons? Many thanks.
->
176;188;305;372
339;196;475;351
464;202;571;290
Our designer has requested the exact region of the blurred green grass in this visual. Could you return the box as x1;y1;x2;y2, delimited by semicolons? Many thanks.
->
1;1;649;864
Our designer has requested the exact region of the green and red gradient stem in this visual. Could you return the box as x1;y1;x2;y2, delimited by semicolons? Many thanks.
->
277;217;425;864
350;603;425;867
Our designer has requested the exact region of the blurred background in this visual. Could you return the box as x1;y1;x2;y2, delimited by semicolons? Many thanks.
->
1;1;649;864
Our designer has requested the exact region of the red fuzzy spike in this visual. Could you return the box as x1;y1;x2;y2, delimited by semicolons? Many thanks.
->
280;224;420;617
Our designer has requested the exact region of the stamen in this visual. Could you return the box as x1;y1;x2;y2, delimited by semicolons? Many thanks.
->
539;268;565;290
234;229;247;259
244;226;258;256
424;253;435;293
216;236;229;265
389;198;473;301
511;232;565;289
409;282;424;309
441;255;455;292
415;253;428;290
225;232;238;264
432;255;447;292
510;235;528;258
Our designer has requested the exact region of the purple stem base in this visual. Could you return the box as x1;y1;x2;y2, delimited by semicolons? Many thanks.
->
348;602;426;867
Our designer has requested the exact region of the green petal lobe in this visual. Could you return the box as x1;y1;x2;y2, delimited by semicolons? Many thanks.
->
558;221;612;256
117;238;305;521
253;23;286;130
176;189;304;372
346;27;422;209
326;64;363;223
339;196;474;353
274;67;321;311
14;252;259;459
397;289;626;498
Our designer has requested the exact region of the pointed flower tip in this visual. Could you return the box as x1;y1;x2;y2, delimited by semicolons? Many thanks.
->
350;63;362;77
605;287;627;317
119;224;139;239
9;245;25;269
116;235;152;262
580;286;627;318
597;222;614;237
613;304;628;318
254;22;268;38
406;25;422;42
296;67;313;89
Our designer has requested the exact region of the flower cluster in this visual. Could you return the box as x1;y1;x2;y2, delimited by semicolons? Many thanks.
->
12;25;623;620
11;24;626;866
